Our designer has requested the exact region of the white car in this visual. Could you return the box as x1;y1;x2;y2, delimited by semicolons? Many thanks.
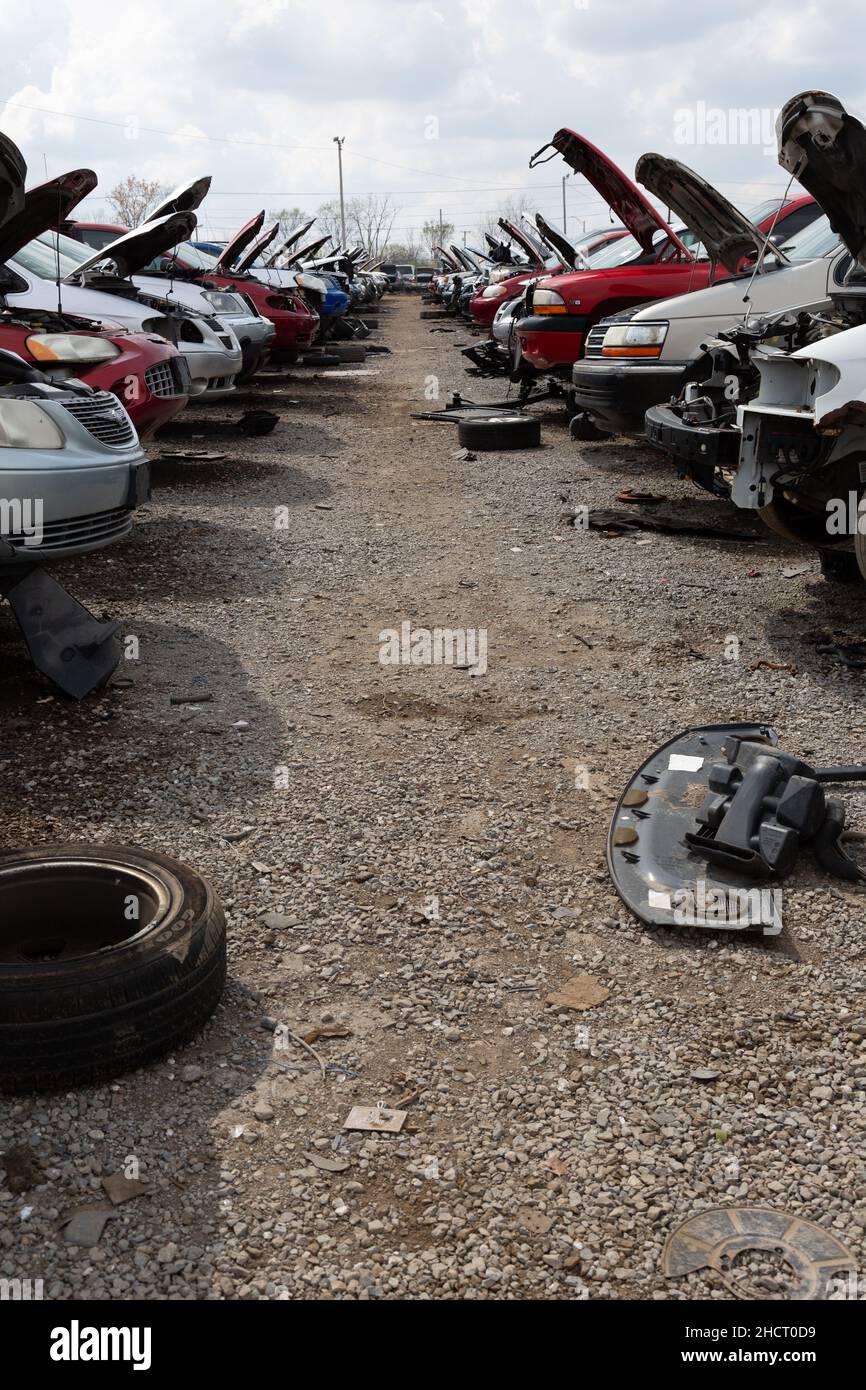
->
1;171;242;397
573;164;835;436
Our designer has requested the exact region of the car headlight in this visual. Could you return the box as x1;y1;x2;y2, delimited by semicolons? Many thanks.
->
532;289;569;315
203;291;246;316
25;334;122;365
601;322;669;357
482;283;509;299
0;400;64;449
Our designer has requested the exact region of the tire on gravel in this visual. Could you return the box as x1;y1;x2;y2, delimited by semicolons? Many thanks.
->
333;343;367;364
0;844;226;1093
457;414;541;452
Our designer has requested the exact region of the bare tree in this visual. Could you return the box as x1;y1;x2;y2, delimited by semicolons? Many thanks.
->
107;176;168;228
269;206;308;240
382;238;426;264
315;199;344;245
477;194;536;241
345;195;397;259
422;217;455;255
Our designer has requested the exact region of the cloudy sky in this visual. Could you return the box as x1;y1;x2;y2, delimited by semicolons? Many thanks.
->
0;0;862;249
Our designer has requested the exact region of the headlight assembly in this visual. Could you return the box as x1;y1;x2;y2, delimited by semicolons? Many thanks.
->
0;400;64;449
25;334;122;365
601;322;669;357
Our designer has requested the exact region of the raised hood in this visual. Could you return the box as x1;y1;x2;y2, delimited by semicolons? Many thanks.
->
0;133;27;232
776;90;866;270
0;169;96;264
66;211;198;279
432;245;460;270
283;235;331;268
534;213;581;268
531;129;689;256
498;217;544;266
145;176;212;221
216;211;265;271
265;218;316;267
636;153;774;274
235;221;280;273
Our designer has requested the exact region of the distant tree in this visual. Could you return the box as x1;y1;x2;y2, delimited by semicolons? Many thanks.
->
107;176;168;228
346;195;397;259
315;199;345;244
422;217;455;255
269;206;308;240
382;239;425;264
478;194;536;242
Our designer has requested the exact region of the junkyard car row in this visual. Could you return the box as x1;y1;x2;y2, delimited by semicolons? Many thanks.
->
431;89;866;582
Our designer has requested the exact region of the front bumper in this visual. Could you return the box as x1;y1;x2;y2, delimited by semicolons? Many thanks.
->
516;314;588;372
645;403;740;483
572;360;690;434
0;393;148;563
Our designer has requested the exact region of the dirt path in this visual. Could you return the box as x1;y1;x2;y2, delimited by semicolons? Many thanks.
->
0;296;863;1300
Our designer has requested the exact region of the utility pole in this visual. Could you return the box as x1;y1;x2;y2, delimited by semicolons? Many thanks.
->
439;208;443;246
333;137;347;245
463;229;467;246
562;174;569;233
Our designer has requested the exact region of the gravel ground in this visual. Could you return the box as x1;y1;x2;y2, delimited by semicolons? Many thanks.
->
0;294;864;1301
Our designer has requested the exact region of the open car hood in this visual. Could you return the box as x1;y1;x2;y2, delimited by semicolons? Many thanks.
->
282;235;331;268
636;153;773;274
432;244;460;270
216;211;265;271
498;217;544;267
67;210;198;279
777;90;866;270
265;218;316;267
235;221;280;273
0;169;96;264
533;213;581;268
531;129;689;256
0;133;27;232
146;176;212;221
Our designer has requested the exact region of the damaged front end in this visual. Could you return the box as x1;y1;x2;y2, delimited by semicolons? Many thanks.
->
609;724;866;935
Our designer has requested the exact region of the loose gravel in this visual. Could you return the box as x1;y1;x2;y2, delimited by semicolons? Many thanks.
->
0;295;863;1301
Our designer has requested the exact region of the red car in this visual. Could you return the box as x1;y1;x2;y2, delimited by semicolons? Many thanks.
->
162;213;319;359
516;129;818;380
0;307;189;439
69;210;319;360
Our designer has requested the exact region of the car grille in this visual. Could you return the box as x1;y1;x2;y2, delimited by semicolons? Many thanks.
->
144;361;184;398
206;376;235;392
218;334;235;350
3;507;132;554
585;326;608;359
62;391;136;448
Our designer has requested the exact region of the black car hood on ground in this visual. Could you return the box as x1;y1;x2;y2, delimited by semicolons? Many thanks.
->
531;128;690;257
777;90;866;270
0;169;96;263
67;211;199;279
636;153;773;274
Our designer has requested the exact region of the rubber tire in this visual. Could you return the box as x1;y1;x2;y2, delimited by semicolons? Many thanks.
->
570;411;612;442
333;343;367;364
457;414;541;451
820;548;862;583
0;844;226;1094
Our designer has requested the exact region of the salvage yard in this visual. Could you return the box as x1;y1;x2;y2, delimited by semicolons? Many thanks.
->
0;294;863;1300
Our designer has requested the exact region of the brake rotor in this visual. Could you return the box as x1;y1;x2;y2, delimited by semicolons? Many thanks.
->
662;1206;856;1300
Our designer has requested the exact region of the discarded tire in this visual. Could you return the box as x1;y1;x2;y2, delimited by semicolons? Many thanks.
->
332;343;367;364
457;414;541;452
0;844;226;1093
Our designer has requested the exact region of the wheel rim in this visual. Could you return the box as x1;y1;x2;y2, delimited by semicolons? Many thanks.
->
0;858;177;964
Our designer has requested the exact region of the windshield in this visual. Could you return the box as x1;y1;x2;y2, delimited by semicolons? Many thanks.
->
746;197;790;224
167;242;220;271
776;213;839;262
584;233;645;268
13;234;83;279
